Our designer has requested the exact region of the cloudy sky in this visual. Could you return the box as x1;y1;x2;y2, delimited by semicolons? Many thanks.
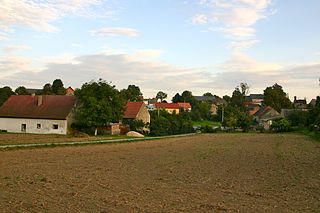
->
1;0;319;101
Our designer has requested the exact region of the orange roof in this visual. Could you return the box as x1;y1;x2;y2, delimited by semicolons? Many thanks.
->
123;102;143;118
0;95;77;120
177;102;191;108
154;103;180;109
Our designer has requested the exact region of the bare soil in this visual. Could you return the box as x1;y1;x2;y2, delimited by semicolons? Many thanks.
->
0;133;127;146
1;133;319;212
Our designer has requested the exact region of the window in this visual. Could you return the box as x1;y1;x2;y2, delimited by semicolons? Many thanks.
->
53;124;58;129
21;124;26;132
37;124;41;129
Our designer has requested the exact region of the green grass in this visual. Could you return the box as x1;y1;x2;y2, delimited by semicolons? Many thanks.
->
192;120;221;127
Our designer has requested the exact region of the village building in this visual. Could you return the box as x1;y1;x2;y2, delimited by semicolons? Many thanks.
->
245;94;264;106
254;106;281;130
154;103;180;114
66;87;75;96
26;88;41;95
293;96;307;109
0;95;78;134
177;102;192;111
123;102;150;125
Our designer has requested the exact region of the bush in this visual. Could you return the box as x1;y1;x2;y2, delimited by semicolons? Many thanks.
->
271;118;291;132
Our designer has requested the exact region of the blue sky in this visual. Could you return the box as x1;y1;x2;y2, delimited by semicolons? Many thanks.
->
0;0;319;101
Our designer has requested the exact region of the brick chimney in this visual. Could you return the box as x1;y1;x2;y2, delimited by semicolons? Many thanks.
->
37;95;43;106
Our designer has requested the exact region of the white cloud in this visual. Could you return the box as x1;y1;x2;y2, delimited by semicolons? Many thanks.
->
3;46;31;54
192;14;208;24
90;28;139;37
131;50;163;59
313;52;320;56
228;40;260;50
0;0;114;32
0;36;9;40
196;0;274;41
0;56;34;77
71;43;81;47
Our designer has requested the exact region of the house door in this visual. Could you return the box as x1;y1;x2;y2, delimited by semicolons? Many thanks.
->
21;124;26;132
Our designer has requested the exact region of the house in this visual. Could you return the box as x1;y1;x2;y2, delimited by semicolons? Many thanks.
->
254;106;281;130
309;99;316;107
143;98;157;105
245;94;264;106
293;96;307;109
26;88;41;95
154;103;180;114
123;102;150;125
177;102;192;111
247;104;261;115
194;96;216;103
66;87;75;96
0;95;78;134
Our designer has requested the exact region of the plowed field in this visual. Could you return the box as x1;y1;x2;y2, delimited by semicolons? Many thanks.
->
1;134;319;212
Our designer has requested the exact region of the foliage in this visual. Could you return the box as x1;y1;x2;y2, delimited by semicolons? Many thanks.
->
74;79;126;134
52;79;64;95
120;85;143;102
197;101;212;120
123;119;146;133
237;111;253;132
263;83;292;112
156;91;167;102
223;95;231;103
230;83;248;112
149;109;194;136
37;83;54;95
203;92;213;97
15;86;30;95
0;86;15;106
287;110;308;127
271;118;291;132
172;93;181;103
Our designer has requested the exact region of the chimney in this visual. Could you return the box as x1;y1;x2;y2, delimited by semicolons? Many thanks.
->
294;96;297;102
37;95;43;106
31;93;35;98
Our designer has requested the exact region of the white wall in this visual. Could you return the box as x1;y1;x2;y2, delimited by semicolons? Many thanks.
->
0;118;68;134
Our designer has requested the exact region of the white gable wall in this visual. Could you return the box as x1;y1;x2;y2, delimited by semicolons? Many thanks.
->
0;118;67;134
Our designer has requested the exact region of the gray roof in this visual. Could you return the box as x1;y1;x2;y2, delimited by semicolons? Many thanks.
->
26;88;41;94
194;96;216;102
250;94;264;99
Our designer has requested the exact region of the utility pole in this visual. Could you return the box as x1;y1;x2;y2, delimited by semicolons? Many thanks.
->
222;107;224;123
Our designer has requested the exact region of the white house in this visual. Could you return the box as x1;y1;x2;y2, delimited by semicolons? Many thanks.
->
0;95;78;135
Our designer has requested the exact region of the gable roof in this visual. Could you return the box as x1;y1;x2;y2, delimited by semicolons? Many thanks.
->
0;95;77;120
123;102;143;119
250;94;264;99
254;106;272;117
177;102;192;109
194;96;216;102
154;103;180;109
26;88;41;94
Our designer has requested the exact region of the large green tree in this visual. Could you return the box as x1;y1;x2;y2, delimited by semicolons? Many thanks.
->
75;79;126;135
52;79;64;95
230;83;248;112
0;86;15;106
263;83;292;112
120;85;143;101
156;91;167;102
203;92;213;97
15;86;30;95
172;93;182;103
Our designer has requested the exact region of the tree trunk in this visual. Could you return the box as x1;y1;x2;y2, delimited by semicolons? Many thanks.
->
94;127;98;136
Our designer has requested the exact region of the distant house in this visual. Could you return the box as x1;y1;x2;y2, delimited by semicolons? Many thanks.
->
26;88;41;95
309;99;316;107
0;95;78;134
194;96;216;103
143;98;157;105
254;106;281;130
154;103;180;114
66;87;75;96
123;102;150;125
177;102;192;111
245;94;264;106
293;96;307;109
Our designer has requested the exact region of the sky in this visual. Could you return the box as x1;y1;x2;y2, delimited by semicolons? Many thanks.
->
0;0;319;101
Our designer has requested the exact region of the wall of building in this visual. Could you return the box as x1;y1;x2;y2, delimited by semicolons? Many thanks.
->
0;118;68;134
137;103;151;124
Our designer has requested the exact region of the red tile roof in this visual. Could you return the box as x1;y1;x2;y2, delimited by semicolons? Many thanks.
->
177;102;192;109
154;103;180;109
0;95;77;120
123;102;143;118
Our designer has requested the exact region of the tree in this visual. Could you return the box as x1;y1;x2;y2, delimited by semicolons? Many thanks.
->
0;86;15;106
52;79;64;95
263;83;292;112
270;118;291;132
172;93;182;103
15;86;30;95
156;91;167;102
203;92;213;97
37;83;54;95
120;85;143;101
223;95;231;103
74;79;126;135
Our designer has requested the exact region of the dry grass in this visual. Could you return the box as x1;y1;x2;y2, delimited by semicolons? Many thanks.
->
1;133;319;212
